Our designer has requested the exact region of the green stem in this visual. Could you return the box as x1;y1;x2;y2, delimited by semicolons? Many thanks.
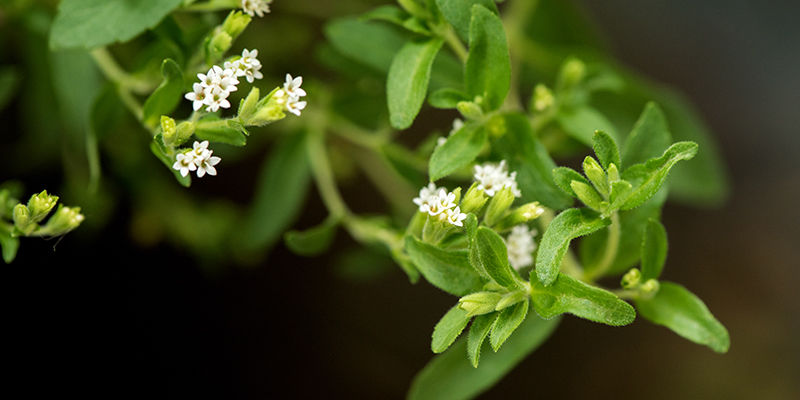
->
442;26;468;63
307;128;349;218
90;48;153;94
586;211;621;282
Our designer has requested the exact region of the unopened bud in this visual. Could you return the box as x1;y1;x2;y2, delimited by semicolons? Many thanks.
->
40;205;84;236
496;201;545;230
458;292;502;317
495;290;528;311
621;268;642;289
532;84;554;112
460;182;487;214
12;204;34;234
582;156;609;198
560;58;586;89
456;101;483;120
27;190;58;223
221;11;252;38
483;186;515;227
160;116;177;145
250;88;287;126
640;279;660;294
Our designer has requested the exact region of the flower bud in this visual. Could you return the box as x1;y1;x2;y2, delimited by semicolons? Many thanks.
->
221;11;252;38
640;279;660;294
486;114;506;139
27;190;58;223
483;186;515;227
160;116;177;145
39;205;84;236
531;84;555;112
206;31;233;64
496;201;545;230
460;182;488;214
238;87;261;124
559;58;586;90
12;204;34;235
606;162;620;183
582;156;609;197
249;88;287;126
570;180;605;212
458;292;502;317
456;100;483;120
621;268;642;289
175;121;196;145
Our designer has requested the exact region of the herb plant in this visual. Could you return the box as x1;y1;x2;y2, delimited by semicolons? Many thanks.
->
0;0;731;398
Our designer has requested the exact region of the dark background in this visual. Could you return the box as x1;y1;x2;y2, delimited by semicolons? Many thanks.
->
2;0;799;398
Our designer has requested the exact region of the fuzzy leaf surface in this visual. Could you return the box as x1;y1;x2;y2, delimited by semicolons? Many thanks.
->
465;5;510;111
405;236;486;296
534;208;609;286
531;273;635;326
387;38;443;129
429;122;487;181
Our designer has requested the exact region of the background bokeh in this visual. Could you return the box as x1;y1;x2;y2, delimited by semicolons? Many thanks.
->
1;0;798;398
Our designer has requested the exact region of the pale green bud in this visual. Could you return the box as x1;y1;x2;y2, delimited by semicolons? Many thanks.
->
160;116;177;146
249;88;287;126
456;100;483;120
483;186;515;227
39;205;84;236
27;190;58;223
486;114;506;139
221;11;252;38
175;121;196;145
606;162;620;183
12;204;34;235
458;292;502;317
640;279;660;294
532;83;555;112
582;156;609;198
421;213;453;244
560;58;586;89
237;87;261;124
621;268;642;289
496;201;545;230
460;182;488;214
451;187;462;205
206;31;233;63
570;180;605;212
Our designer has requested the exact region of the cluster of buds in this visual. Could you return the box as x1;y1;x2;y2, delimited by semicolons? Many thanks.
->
241;0;272;17
185;49;263;112
172;141;222;178
413;183;467;228
473;160;521;197
11;190;83;237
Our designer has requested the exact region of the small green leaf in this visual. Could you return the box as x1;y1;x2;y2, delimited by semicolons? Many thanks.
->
489;300;528;351
474;227;520;289
593;130;620;170
408;314;560;400
194;116;248;146
429;122;487;181
608;180;633;210
0;226;20;264
432;306;472;353
50;0;184;49
361;5;409;26
284;216;339;257
465;5;510;111
636;282;729;353
621;102;672;168
551;167;588;198
534;208;610;286
435;0;498;42
387;38;443;129
428;88;469;109
405;236;486;296
494;113;573;210
324;18;405;73
620;141;698;210
557;105;618;146
467;313;497;367
142;58;183;127
531;273;635;326
239;132;310;252
570;180;605;212
582;156;608;197
640;219;668;281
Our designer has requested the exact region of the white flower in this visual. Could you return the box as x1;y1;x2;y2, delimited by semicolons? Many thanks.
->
241;0;271;17
186;65;240;112
413;183;441;212
286;97;307;116
172;152;197;178
473;160;522;197
224;49;264;83
283;74;307;98
204;87;231;112
505;225;537;270
184;83;208;111
196;152;221;178
191;140;211;159
437;118;465;147
445;206;468;227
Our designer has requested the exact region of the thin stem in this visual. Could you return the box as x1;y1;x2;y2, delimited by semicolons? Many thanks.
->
306;128;349;218
442;26;468;63
90;48;153;94
612;289;639;300
586;211;621;282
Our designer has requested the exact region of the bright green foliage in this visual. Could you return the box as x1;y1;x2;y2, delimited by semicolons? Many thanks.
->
467;313;497;367
141;59;184;128
429;122;487;181
50;0;184;49
408;315;561;400
405;236;486;296
640;219;668;280
239;133;310;253
324;18;405;73
531;273;636;326
557;106;618;146
432;306;472;353
428;88;469;109
636;282;730;353
284;217;340;257
362;5;432;36
570;180;604;212
489;300;529;351
194;116;248;146
436;0;499;41
593;130;621;170
473;227;521;289
620;141;698;210
465;5;510;111
388;38;444;129
622;101;673;168
552;166;589;198
535;208;610;286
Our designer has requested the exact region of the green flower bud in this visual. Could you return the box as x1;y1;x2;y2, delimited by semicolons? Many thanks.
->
39;205;84;236
570;180;605;212
175;121;196;145
582;156;609;197
640;279;660;294
238;87;261;124
621;268;642;289
160;116;177;146
560;58;586;89
12;204;35;235
421;213;454;244
27;190;58;223
206;31;233;63
496;201;545;231
531;83;555;112
486;114;506;139
458;292;503;317
221;11;252;38
249;88;287;126
606;162;620;183
460;182;488;214
483;186;515;227
456;100;483;120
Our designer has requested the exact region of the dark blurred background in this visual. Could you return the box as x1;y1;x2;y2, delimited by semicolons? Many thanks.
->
2;0;799;398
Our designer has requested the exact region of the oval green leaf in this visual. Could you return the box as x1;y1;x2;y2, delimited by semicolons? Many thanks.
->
432;305;472;354
387;38;444;129
640;218;667;280
531;273;636;326
465;5;510;111
429;122;487;181
405;235;486;296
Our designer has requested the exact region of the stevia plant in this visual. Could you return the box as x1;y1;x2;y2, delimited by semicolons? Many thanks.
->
0;0;731;398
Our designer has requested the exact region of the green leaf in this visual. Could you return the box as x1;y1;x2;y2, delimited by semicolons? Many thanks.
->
0;225;20;264
592;130;620;170
429;122;487;181
551;166;588;198
493;113;573;210
556;105;618;146
489;300;529;351
467;313;497;367
435;0;498;42
324;18;406;73
428;88;469;109
534;208;609;286
432;306;472;353
194;116;248;146
531;273;635;326
379;143;427;187
620;141;698;210
636;282;729;353
621;102;672;168
408;314;560;400
239;132;310;252
387;38;444;129
640;219;668;280
474;227;520;289
142;58;184;127
284;216;339;257
465;5;510;111
570;180;604;212
50;0;184;49
405;235;486;296
361;5;409;26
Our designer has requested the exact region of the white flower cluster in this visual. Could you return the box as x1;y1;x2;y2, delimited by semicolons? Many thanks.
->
413;183;468;227
241;0;272;17
274;74;308;116
505;225;537;270
473;160;521;197
185;49;263;112
172;141;222;178
437;118;464;147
